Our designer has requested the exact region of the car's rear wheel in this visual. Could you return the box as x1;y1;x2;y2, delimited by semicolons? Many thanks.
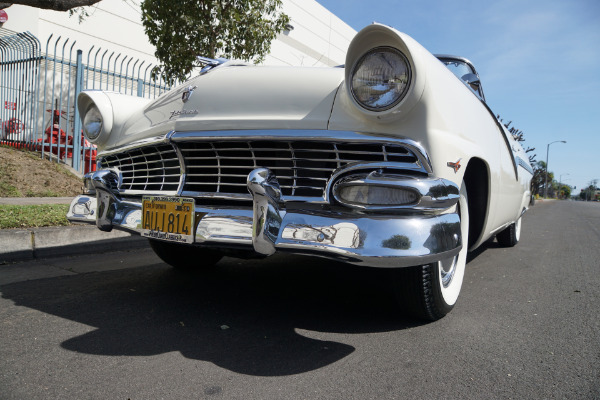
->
392;183;469;321
148;239;223;271
496;217;521;247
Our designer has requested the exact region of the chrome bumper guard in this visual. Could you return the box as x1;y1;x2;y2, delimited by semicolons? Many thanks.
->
67;168;462;268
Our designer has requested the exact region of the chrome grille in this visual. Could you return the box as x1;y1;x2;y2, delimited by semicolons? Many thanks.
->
178;140;419;197
99;144;181;192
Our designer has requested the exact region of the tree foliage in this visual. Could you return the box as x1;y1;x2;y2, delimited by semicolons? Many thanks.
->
558;183;571;199
496;116;548;196
530;161;547;196
140;0;290;84
580;179;599;201
497;116;536;164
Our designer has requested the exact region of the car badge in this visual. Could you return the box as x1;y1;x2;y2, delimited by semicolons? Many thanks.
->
181;86;197;103
169;109;199;119
447;159;462;173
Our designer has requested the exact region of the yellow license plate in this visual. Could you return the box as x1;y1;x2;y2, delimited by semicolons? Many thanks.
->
141;196;195;244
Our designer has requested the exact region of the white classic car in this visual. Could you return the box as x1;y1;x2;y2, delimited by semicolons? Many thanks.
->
68;24;532;320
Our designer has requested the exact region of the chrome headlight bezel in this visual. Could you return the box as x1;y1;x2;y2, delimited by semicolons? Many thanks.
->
350;46;412;112
77;91;114;147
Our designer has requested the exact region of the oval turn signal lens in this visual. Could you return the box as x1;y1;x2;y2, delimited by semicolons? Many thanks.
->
337;185;418;206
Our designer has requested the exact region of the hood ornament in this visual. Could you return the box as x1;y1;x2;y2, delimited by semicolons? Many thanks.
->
181;86;197;103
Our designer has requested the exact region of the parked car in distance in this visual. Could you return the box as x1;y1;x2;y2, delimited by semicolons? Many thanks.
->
68;23;532;321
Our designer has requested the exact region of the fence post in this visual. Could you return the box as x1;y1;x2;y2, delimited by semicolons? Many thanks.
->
137;78;144;97
73;49;83;172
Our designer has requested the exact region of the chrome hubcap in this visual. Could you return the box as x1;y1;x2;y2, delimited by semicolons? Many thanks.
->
515;218;522;242
439;256;457;288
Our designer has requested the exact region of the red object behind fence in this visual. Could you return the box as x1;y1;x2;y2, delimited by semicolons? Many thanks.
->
1;109;96;173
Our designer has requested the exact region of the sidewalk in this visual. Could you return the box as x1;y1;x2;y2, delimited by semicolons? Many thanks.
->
1;197;147;263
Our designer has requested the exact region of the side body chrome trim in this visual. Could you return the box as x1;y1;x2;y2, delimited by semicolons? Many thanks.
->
489;221;511;236
516;156;534;175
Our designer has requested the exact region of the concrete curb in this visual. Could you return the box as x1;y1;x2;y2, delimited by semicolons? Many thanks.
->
1;225;147;263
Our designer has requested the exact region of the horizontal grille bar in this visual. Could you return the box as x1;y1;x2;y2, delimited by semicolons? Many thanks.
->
105;159;180;168
99;144;181;192
98;138;421;199
187;165;336;172
178;140;420;198
182;148;411;156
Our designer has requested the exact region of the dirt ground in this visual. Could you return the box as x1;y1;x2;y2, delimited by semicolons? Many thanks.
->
0;145;83;197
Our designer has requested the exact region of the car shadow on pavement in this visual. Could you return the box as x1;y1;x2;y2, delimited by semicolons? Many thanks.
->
0;254;422;376
467;237;500;263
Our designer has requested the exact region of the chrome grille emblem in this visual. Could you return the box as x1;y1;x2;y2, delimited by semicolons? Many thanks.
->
181;85;197;103
447;159;462;173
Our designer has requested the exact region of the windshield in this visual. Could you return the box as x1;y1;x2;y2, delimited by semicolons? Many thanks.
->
436;56;485;101
440;60;475;81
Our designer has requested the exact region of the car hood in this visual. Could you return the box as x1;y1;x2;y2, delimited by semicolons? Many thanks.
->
108;65;344;150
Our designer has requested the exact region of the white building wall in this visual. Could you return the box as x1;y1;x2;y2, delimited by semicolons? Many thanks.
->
1;0;355;68
265;0;356;67
2;0;155;66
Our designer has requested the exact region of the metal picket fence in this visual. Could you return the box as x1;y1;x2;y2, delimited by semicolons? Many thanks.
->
0;28;174;174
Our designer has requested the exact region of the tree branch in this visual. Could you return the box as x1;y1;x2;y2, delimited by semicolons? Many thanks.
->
0;0;101;11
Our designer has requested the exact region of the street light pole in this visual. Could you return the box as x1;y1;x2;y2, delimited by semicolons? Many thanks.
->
544;140;567;199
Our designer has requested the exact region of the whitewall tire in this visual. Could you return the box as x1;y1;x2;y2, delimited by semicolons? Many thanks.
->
393;183;469;321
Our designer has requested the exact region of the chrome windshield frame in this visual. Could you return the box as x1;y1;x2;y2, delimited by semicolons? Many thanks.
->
435;54;486;102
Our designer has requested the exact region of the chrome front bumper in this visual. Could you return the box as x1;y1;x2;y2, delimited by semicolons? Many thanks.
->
67;168;462;268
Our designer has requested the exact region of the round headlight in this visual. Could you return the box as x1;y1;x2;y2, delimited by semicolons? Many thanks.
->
83;104;103;141
350;47;411;111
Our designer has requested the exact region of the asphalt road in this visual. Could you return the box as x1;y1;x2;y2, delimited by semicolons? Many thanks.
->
1;200;598;399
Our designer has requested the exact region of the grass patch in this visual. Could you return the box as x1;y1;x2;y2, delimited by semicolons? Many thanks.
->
0;181;22;197
0;204;71;229
0;145;83;198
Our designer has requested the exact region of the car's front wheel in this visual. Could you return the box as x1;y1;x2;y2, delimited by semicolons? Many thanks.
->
392;183;469;321
148;239;223;271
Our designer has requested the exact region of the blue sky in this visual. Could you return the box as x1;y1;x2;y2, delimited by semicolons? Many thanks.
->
318;0;600;195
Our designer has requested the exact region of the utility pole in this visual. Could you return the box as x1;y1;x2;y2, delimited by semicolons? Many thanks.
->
544;140;566;198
